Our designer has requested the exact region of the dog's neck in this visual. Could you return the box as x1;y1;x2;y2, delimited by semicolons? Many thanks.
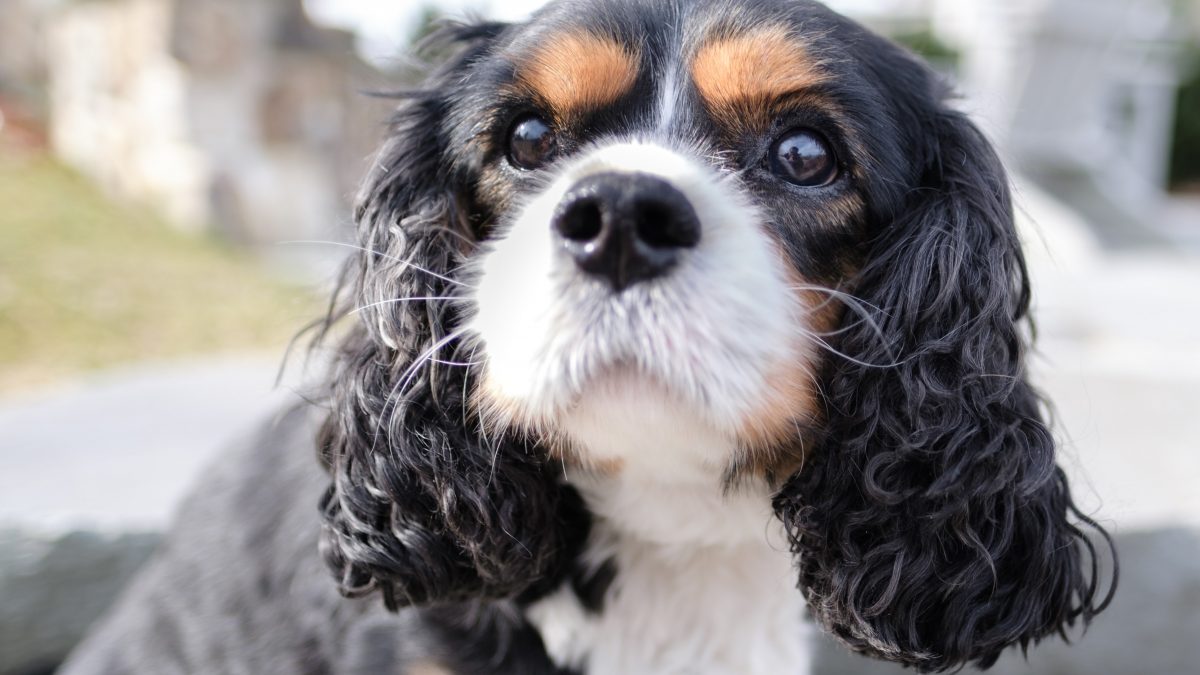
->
527;388;811;675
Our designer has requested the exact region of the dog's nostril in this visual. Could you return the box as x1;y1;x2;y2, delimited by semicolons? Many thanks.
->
634;202;674;247
634;199;699;249
557;200;604;243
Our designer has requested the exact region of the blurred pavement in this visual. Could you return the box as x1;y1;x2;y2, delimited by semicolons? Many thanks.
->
0;355;310;532
1016;179;1200;530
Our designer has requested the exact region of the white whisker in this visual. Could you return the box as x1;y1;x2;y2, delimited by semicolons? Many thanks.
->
430;358;479;367
351;297;464;314
789;283;896;359
370;327;471;452
280;239;476;289
796;326;908;370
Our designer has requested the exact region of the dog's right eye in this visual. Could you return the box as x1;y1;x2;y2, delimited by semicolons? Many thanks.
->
507;114;556;170
770;128;839;187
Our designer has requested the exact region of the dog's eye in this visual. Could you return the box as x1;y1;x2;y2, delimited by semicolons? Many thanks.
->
770;129;838;187
507;114;556;170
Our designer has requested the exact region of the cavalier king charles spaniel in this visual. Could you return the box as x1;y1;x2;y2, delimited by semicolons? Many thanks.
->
62;0;1116;673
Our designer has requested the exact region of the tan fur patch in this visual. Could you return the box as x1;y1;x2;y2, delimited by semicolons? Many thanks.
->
470;375;625;476
691;24;829;131
516;31;639;123
733;265;843;481
554;445;627;477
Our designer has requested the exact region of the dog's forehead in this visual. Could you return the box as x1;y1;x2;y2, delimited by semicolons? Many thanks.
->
500;0;850;127
514;0;842;48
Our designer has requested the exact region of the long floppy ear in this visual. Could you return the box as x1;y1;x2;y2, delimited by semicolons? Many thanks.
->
317;22;590;610
773;108;1116;670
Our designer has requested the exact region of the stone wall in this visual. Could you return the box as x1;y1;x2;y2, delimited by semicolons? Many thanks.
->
44;0;393;244
930;0;1186;243
0;530;159;675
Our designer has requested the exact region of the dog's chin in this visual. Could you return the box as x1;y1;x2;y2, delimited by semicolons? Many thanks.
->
585;368;756;471
478;361;738;476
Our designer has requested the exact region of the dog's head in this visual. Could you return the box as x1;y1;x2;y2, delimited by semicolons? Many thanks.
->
317;0;1114;670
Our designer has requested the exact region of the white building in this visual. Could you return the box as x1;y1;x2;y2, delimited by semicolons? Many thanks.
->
928;0;1187;244
44;0;391;245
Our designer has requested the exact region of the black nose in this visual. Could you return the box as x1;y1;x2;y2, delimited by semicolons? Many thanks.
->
552;172;701;291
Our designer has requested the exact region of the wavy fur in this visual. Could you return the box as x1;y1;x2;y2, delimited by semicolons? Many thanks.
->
772;109;1116;671
317;23;590;610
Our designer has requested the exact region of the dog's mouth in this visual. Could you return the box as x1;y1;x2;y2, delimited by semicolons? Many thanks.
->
468;313;710;430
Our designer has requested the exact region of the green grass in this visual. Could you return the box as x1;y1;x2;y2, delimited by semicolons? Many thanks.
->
0;153;321;394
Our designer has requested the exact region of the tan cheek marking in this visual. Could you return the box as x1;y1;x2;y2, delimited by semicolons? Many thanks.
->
471;374;533;436
516;31;639;122
553;445;626;477
691;25;829;131
470;375;625;476
735;262;845;478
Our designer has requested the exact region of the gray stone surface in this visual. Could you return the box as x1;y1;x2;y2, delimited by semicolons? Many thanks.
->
0;355;308;531
0;529;159;675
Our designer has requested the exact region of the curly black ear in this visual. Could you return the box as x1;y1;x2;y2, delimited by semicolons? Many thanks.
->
773;107;1116;670
317;22;589;610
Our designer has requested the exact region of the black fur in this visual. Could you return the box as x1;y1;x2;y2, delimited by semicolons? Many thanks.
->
316;21;591;610
772;110;1115;671
570;558;619;614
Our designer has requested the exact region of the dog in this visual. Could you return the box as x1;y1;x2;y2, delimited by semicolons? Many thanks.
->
60;0;1116;673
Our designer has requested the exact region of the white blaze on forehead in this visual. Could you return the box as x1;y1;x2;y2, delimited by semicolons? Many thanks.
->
464;140;812;472
656;59;684;132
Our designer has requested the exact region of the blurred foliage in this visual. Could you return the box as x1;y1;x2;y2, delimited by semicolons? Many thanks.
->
410;4;444;46
407;4;454;68
1169;45;1200;191
890;27;960;68
0;154;319;394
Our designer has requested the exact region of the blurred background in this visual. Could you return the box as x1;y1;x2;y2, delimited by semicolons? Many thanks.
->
1;0;1197;673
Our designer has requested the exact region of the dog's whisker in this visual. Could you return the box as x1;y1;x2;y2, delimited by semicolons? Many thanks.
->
789;284;898;359
395;328;470;400
462;342;481;432
351;296;464;314
391;247;477;290
788;283;886;314
429;358;479;367
281;239;476;289
279;239;404;262
369;327;471;454
796;326;908;370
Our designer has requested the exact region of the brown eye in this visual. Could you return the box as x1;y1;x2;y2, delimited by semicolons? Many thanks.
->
507;114;556;169
771;129;838;187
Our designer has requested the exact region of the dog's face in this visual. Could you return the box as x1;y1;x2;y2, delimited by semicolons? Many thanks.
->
319;1;1114;671
454;1;914;477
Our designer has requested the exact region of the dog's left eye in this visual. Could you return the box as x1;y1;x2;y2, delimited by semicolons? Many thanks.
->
507;114;557;170
770;129;839;187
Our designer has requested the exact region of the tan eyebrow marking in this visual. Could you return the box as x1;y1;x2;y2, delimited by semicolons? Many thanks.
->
691;24;829;131
516;31;640;122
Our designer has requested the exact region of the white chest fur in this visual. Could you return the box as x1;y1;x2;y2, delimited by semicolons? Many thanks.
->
527;472;812;675
519;364;813;674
